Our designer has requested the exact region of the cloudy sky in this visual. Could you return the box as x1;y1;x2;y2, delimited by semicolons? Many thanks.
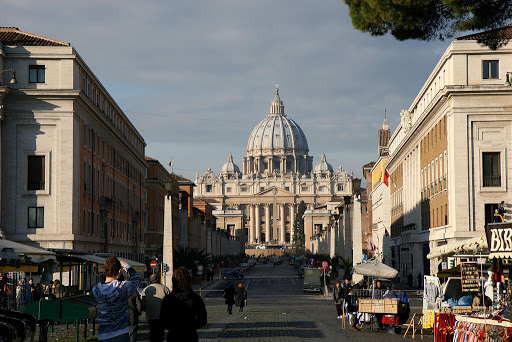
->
1;0;450;183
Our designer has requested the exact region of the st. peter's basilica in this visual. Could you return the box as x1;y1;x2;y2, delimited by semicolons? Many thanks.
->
195;88;357;247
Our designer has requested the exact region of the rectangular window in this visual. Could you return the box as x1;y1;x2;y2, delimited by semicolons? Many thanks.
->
485;203;500;225
483;152;501;187
483;60;499;79
28;207;44;228
241;186;248;192
27;156;45;190
337;184;343;191
301;186;308;192
226;187;231;193
29;65;45;83
91;211;95;235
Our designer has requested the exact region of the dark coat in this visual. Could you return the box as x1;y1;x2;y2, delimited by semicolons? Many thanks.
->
333;286;343;304
235;287;246;307
128;292;143;323
160;287;207;342
341;282;352;301
223;286;236;305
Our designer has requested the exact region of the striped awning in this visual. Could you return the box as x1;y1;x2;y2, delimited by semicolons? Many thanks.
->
427;236;488;259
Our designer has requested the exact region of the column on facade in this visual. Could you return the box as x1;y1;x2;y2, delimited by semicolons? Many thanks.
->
249;204;255;243
255;204;261;243
290;204;295;243
280;203;286;244
265;204;271;242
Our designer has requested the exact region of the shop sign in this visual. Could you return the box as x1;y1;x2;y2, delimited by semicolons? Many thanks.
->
486;222;512;258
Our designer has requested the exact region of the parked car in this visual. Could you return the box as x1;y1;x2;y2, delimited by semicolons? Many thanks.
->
239;262;249;271
220;268;244;280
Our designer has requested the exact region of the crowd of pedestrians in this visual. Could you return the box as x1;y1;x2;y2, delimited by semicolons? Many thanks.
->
0;274;65;308
91;257;207;342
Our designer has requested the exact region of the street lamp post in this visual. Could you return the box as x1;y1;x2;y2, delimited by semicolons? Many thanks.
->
0;69;17;85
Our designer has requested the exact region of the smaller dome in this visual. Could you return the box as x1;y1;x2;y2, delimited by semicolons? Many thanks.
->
221;153;240;174
314;153;333;172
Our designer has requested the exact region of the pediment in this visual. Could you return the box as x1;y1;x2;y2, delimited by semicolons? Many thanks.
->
254;186;296;197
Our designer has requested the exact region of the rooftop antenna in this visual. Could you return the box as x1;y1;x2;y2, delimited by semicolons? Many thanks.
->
385;107;387;119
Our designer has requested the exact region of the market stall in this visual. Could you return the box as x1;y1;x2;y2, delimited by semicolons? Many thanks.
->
425;223;512;342
348;261;408;332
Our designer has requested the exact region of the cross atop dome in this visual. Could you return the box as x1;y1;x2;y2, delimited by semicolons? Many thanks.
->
270;85;284;115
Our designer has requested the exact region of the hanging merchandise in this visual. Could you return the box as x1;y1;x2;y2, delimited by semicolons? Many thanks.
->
452;319;512;342
435;313;456;342
493;259;505;284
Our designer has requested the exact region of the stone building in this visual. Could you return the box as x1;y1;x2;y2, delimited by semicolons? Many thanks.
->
385;25;512;278
0;28;147;261
370;119;391;264
195;88;358;251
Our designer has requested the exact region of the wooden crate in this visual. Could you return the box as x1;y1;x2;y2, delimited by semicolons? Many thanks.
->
383;300;398;314
358;299;374;312
358;299;398;313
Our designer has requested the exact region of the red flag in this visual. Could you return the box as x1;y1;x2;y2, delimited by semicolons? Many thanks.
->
383;169;389;187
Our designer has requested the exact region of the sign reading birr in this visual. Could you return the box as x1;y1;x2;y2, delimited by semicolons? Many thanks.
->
486;222;512;258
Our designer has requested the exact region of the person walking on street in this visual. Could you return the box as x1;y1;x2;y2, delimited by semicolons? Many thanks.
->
141;273;170;342
333;281;343;319
223;283;236;314
160;266;207;342
235;283;246;312
128;292;143;342
92;257;140;342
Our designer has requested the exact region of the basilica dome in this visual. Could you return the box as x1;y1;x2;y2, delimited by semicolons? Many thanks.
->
314;153;333;173
246;88;309;157
221;153;240;174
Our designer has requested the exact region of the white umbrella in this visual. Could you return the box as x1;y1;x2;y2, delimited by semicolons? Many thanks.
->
354;260;398;279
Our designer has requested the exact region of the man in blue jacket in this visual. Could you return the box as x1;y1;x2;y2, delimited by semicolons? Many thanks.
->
93;257;140;342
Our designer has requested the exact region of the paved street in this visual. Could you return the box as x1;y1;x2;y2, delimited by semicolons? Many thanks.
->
42;261;433;341
193;261;433;341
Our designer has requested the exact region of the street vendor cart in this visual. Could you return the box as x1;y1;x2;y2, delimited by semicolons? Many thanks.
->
348;261;408;332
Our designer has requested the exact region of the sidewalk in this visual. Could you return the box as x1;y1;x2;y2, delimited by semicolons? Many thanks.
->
192;275;225;297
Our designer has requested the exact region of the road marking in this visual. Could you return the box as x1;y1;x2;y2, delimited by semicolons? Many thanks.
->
291;279;296;285
267;280;271;286
245;280;251;289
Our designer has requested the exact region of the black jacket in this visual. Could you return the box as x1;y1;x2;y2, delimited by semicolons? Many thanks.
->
341;282;352;301
160;287;207;342
333;286;343;304
223;286;236;305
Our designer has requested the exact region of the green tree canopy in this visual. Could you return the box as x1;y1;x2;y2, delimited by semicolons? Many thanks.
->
343;0;512;49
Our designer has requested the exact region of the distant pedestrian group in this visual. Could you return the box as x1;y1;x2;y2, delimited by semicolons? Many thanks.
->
92;258;207;342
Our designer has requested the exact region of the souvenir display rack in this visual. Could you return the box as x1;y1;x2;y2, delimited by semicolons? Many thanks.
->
461;262;480;292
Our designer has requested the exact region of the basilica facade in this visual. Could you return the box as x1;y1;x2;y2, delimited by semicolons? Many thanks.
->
195;88;357;248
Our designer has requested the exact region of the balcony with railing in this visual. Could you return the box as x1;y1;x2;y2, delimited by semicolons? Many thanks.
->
27;181;45;191
483;176;501;187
